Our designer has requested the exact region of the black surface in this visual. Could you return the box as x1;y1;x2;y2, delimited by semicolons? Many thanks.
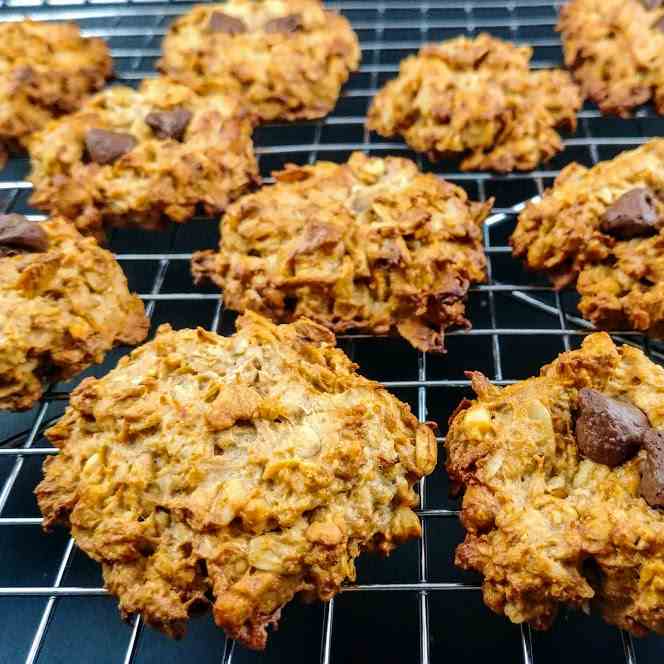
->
0;1;663;663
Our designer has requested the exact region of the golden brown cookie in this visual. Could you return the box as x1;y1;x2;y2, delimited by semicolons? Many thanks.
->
157;0;360;122
191;152;492;352
446;333;664;636
27;77;259;237
367;33;582;172
0;19;112;168
558;0;664;117
36;312;437;648
0;214;148;411
512;139;664;338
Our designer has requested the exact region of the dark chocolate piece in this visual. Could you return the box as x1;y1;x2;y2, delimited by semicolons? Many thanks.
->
85;129;137;166
264;14;303;34
641;429;664;508
600;187;661;239
0;214;48;256
209;11;247;35
145;108;192;141
575;388;649;467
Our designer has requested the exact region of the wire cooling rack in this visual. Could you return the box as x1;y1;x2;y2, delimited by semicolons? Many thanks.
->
1;1;664;663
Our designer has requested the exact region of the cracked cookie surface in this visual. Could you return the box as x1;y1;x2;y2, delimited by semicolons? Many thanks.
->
158;0;360;122
0;215;148;411
192;152;492;352
36;313;437;648
27;77;258;237
0;19;112;168
446;333;664;636
558;0;664;117
512;139;664;338
367;34;581;172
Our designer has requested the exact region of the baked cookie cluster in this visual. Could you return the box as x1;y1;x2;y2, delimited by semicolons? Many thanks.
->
192;152;492;351
447;333;664;636
512;139;664;338
559;0;664;117
28;77;259;236
367;34;582;172
0;214;147;411
158;0;360;122
36;313;436;648
0;20;112;167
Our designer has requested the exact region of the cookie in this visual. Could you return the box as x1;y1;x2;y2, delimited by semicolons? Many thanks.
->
367;33;582;172
36;313;437;648
558;0;664;117
0;19;112;168
157;0;360;122
0;214;148;411
446;332;664;635
512;139;664;338
27;77;259;237
191;152;492;352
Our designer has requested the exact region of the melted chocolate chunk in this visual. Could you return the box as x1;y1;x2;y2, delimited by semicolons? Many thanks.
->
264;14;303;34
208;11;247;34
575;388;649;467
85;129;137;166
145;108;192;141
654;16;664;31
600;187;661;239
641;429;664;508
12;65;34;84
641;0;664;9
0;214;48;256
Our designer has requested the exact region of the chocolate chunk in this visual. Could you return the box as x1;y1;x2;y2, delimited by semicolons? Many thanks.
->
654;16;664;31
12;65;34;84
264;14;303;34
0;214;48;256
145;108;192;141
641;429;664;508
208;11;247;35
85;129;137;166
640;0;664;9
575;388;649;467
600;187;661;239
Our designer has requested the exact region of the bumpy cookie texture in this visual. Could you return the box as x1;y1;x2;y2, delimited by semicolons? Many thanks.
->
0;215;148;411
558;0;664;117
36;313;437;648
158;0;360;122
366;34;581;172
27;77;258;236
446;333;664;636
512;139;664;338
192;152;492;352
0;20;111;168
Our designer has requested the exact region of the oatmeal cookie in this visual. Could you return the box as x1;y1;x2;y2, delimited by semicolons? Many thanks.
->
558;0;664;117
36;313;437;648
446;333;664;635
512;139;664;338
192;152;492;352
0;19;111;168
27;77;258;237
158;0;360;123
367;34;582;172
0;214;147;411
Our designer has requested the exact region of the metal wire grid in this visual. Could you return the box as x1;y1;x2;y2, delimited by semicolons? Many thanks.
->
0;1;662;663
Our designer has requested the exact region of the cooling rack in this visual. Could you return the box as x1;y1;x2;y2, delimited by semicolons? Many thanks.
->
0;1;664;663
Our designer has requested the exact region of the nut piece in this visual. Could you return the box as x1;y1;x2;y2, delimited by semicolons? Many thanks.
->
264;14;302;34
0;214;48;256
600;187;661;239
641;429;664;507
145;108;192;141
575;388;649;467
208;11;247;35
85;128;137;166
